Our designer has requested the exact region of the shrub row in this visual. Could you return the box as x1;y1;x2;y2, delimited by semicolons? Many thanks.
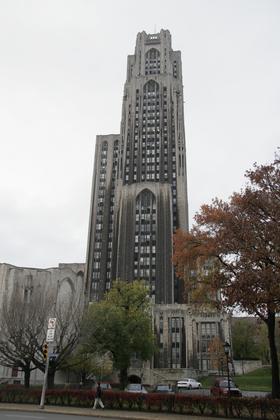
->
0;387;279;419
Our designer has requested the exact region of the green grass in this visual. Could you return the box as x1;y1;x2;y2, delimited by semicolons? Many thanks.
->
199;367;272;392
234;367;271;391
199;376;216;388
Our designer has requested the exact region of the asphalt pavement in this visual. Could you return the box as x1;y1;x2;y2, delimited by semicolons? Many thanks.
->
0;403;229;420
182;388;267;398
0;411;99;420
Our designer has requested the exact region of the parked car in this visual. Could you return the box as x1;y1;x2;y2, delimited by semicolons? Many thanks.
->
153;384;174;393
210;378;242;397
125;383;148;393
177;378;202;389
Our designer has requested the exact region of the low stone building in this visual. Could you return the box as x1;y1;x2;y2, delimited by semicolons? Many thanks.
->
129;303;231;385
0;262;85;385
0;262;231;386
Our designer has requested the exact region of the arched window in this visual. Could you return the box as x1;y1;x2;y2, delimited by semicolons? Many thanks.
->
134;189;157;301
145;48;160;75
144;79;159;94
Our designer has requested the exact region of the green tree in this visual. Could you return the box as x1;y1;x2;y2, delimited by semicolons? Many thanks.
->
255;322;271;364
81;280;155;389
232;319;261;361
62;346;113;385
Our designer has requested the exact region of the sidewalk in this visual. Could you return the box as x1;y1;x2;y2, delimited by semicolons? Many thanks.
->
0;403;228;420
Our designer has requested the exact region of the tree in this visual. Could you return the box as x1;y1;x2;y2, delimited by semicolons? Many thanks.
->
208;336;227;374
32;293;83;388
173;153;280;398
0;289;54;387
0;285;83;388
61;346;96;385
232;318;265;362
81;280;155;389
59;345;113;386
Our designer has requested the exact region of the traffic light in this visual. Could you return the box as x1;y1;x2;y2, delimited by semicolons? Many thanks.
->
42;343;48;362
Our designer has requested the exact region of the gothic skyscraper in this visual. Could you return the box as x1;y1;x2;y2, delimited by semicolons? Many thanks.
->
85;29;188;304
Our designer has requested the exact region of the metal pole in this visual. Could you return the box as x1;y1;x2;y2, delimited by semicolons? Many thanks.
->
226;353;230;397
39;354;50;409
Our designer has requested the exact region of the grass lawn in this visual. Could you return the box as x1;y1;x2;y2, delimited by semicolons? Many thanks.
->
234;367;272;391
199;367;272;392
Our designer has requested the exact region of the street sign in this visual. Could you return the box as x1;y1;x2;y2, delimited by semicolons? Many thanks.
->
49;352;58;362
46;329;55;342
48;318;57;329
40;317;57;409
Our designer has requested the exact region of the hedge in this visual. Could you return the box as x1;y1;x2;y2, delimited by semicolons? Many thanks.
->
0;387;279;419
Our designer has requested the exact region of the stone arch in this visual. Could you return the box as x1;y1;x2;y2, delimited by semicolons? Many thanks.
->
57;277;75;307
60;276;75;292
145;48;160;60
128;374;141;384
143;79;159;93
136;188;156;205
77;270;84;278
145;49;160;75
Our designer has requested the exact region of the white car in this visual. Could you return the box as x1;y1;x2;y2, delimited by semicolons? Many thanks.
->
125;383;148;393
177;378;202;389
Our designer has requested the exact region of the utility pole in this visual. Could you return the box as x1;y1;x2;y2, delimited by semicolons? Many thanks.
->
39;346;50;409
39;318;57;409
223;341;231;397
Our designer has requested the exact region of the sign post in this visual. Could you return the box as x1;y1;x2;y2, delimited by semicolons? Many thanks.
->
39;318;56;409
39;351;50;409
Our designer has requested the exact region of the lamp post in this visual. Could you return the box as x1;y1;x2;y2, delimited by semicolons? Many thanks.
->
223;341;231;397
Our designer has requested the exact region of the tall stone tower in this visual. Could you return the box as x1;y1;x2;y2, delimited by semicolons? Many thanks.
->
85;29;188;304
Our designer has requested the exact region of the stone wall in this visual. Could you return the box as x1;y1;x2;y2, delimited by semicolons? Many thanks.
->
233;359;262;375
0;262;85;385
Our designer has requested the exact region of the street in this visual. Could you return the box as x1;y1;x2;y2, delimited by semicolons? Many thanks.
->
177;388;267;398
182;388;267;398
0;412;117;420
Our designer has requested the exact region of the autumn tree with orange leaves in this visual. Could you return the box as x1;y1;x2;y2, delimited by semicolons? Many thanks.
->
207;336;226;373
173;153;280;398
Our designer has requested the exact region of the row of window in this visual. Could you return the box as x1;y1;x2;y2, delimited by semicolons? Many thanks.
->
91;141;119;297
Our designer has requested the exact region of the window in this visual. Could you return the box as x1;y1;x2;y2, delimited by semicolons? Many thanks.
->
11;367;19;377
23;286;33;304
134;189;157;287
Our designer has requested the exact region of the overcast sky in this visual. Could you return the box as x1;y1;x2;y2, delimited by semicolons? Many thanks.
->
0;0;279;268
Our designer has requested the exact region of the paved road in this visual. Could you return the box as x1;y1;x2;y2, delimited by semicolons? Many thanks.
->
183;388;267;398
0;411;114;420
0;404;229;420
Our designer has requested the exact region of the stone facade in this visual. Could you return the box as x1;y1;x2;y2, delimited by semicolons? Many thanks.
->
0;262;85;385
233;360;262;375
128;304;231;384
84;29;230;372
85;29;188;305
153;304;231;371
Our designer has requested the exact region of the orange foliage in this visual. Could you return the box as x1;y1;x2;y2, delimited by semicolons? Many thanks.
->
173;152;280;397
174;154;280;317
208;337;227;371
